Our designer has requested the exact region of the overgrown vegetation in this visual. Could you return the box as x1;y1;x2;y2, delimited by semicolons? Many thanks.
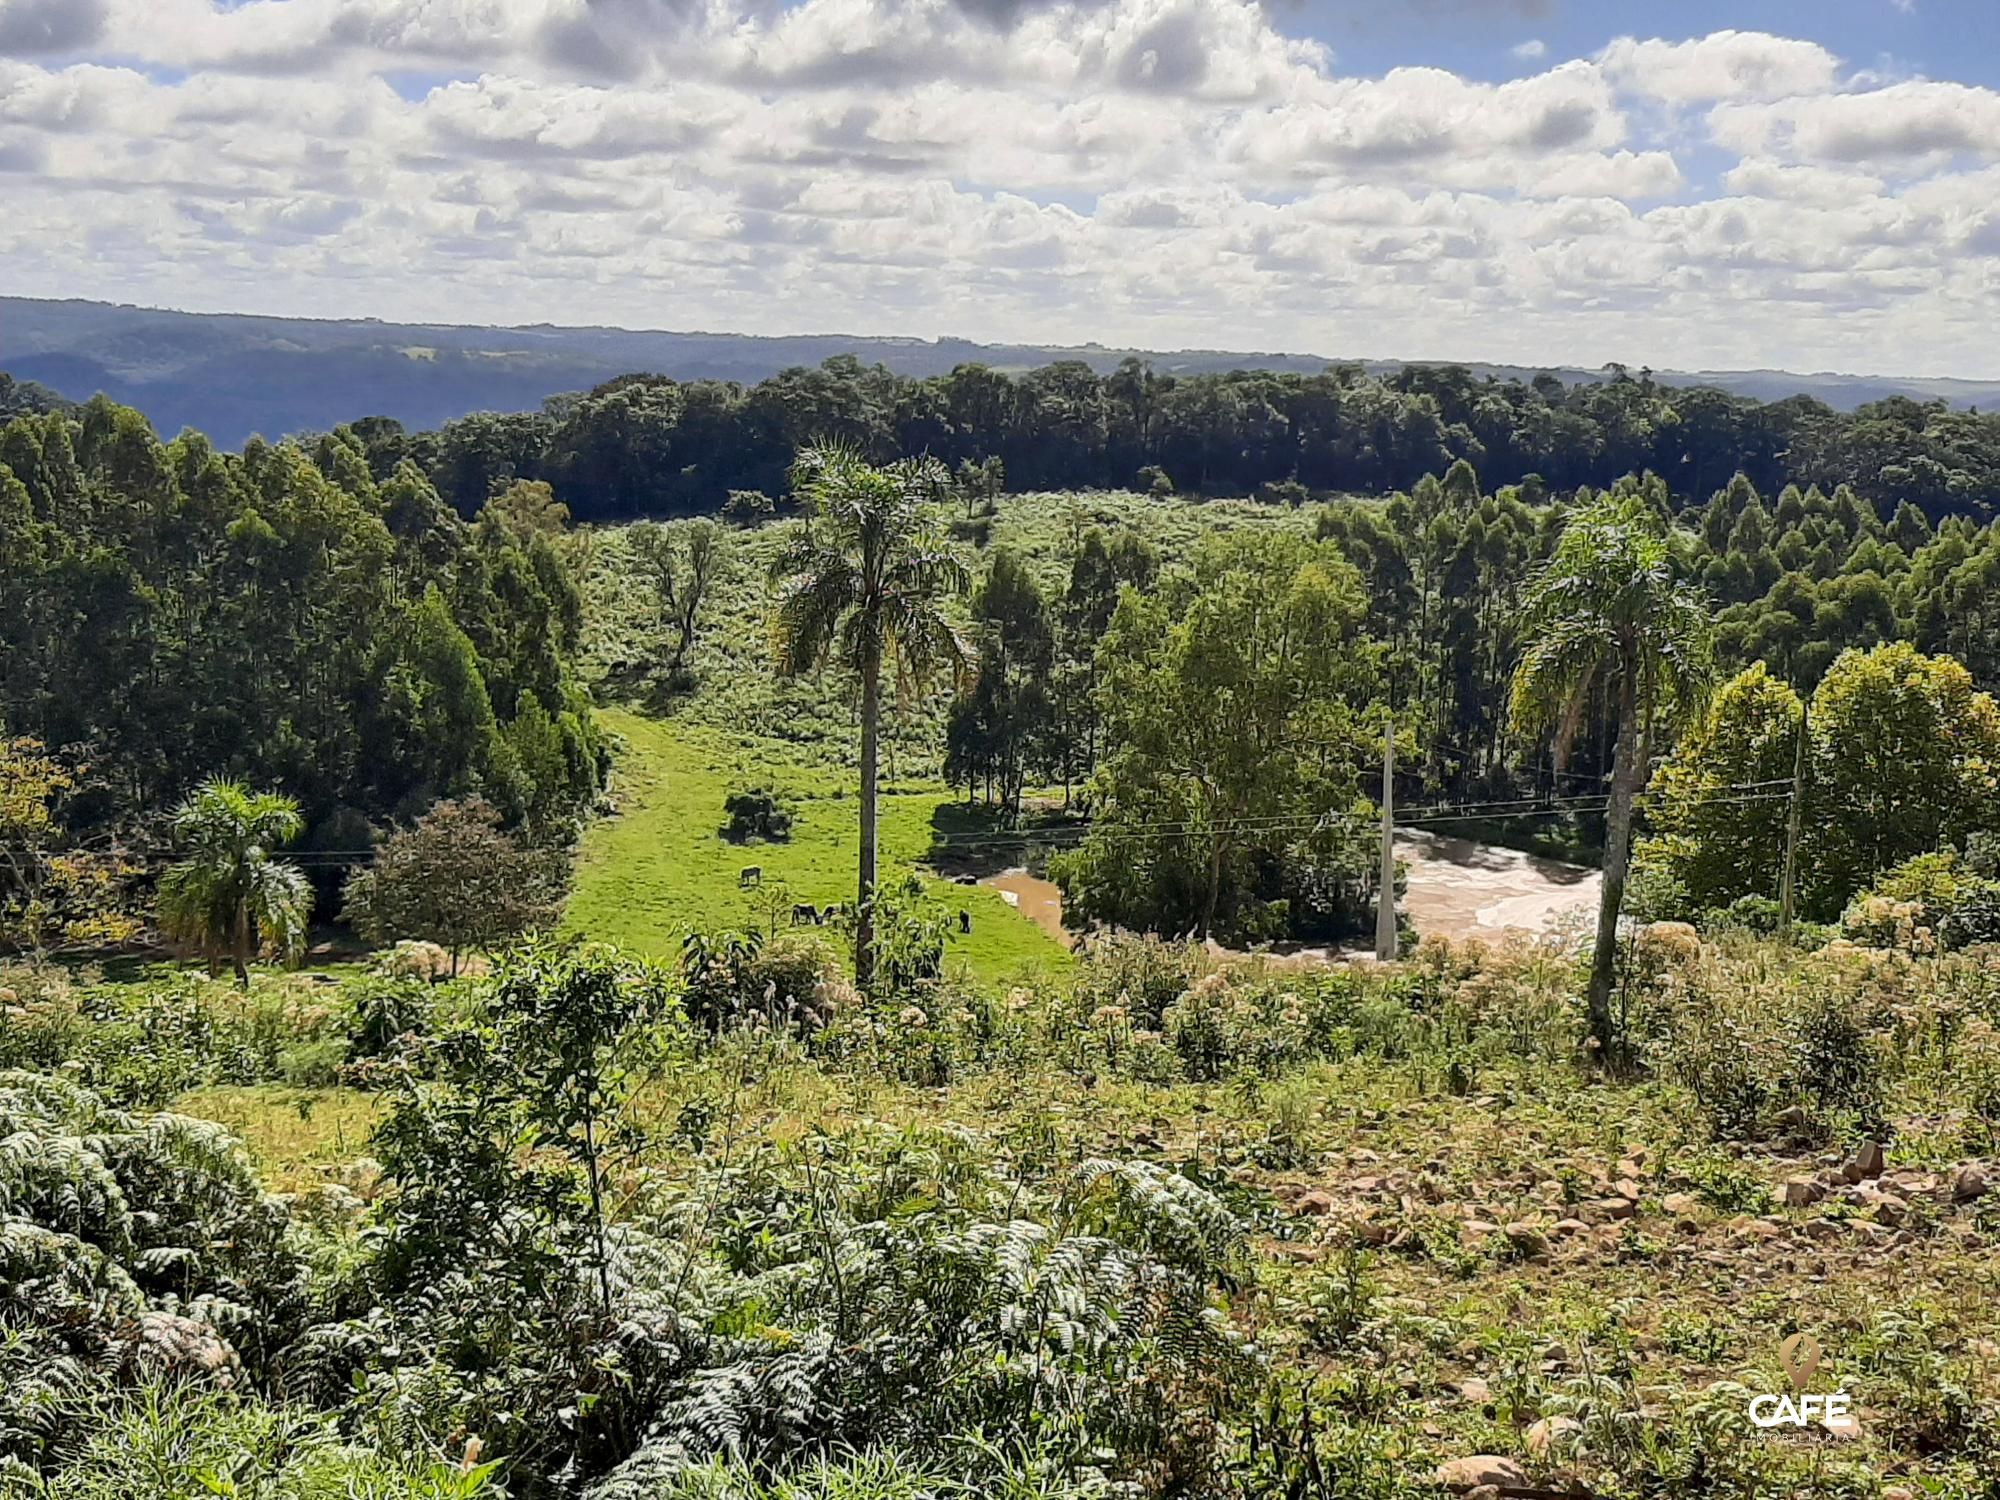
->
10;922;2000;1496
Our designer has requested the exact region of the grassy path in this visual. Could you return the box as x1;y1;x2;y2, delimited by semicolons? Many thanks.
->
568;708;1070;984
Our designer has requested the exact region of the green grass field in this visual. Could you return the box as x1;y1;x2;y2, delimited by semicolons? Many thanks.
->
567;708;1070;983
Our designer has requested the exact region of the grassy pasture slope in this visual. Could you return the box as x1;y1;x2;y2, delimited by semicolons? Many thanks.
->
566;489;1328;983
572;494;1328;988
567;709;1070;982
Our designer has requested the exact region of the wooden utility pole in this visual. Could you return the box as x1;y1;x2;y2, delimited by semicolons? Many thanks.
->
1377;718;1398;961
1779;696;1809;936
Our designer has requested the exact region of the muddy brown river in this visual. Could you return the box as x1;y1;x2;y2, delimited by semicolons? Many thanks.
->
978;830;1599;954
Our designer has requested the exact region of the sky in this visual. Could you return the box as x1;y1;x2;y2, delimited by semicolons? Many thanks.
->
4;0;2000;376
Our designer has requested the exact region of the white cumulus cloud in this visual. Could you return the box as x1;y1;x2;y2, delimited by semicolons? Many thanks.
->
0;6;1996;376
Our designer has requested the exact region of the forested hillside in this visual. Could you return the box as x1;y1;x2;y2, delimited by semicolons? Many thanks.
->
329;359;2000;526
0;396;604;854
17;295;2000;450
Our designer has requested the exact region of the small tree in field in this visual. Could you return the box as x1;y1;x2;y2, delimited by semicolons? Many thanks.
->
156;778;312;986
343;796;564;975
0;737;136;960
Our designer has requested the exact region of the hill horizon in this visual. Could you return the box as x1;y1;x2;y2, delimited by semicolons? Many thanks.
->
8;295;1998;451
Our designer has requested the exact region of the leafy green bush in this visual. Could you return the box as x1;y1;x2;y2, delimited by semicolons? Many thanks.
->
1065;934;1202;1031
0;1069;313;1486
720;787;793;844
680;929;847;1038
1656;949;1890;1142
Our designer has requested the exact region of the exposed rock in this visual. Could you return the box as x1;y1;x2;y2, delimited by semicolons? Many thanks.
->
1295;1189;1337;1215
1525;1415;1582;1458
1782;1176;1825;1208
1551;1218;1591;1239
1503;1222;1550;1259
1661;1192;1698;1215
1457;1377;1492;1404
1613;1178;1642;1202
1954;1164;1990;1202
1435;1456;1530;1489
1845;1141;1887;1181
1857;1186;1908;1225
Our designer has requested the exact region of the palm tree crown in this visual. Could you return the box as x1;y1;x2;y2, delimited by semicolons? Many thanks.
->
156;777;313;985
1512;495;1712;752
771;445;970;985
773;446;971;689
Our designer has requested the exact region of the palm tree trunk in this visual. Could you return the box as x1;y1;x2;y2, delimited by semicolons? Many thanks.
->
856;641;881;990
1200;836;1224;941
1587;673;1641;1059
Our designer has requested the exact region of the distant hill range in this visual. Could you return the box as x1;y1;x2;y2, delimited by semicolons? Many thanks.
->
6;295;1999;450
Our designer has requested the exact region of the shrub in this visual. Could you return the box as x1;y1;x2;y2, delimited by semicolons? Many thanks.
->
1794;987;1886;1138
1256;479;1312;508
722;489;774;524
1069;934;1202;1030
720;788;793;844
1703;895;1781;934
680;930;842;1037
1655;948;1890;1142
0;972;347;1108
1941;883;2000;950
1841;849;2000;953
0;1069;306;1437
1162;973;1319;1081
343;798;567;973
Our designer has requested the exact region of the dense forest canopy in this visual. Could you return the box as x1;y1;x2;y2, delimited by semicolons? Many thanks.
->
0;395;604;857
314;357;2000;526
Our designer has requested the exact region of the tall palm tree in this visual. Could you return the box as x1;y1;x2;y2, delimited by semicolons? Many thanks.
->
1511;494;1712;1059
156;778;313;986
772;446;970;988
